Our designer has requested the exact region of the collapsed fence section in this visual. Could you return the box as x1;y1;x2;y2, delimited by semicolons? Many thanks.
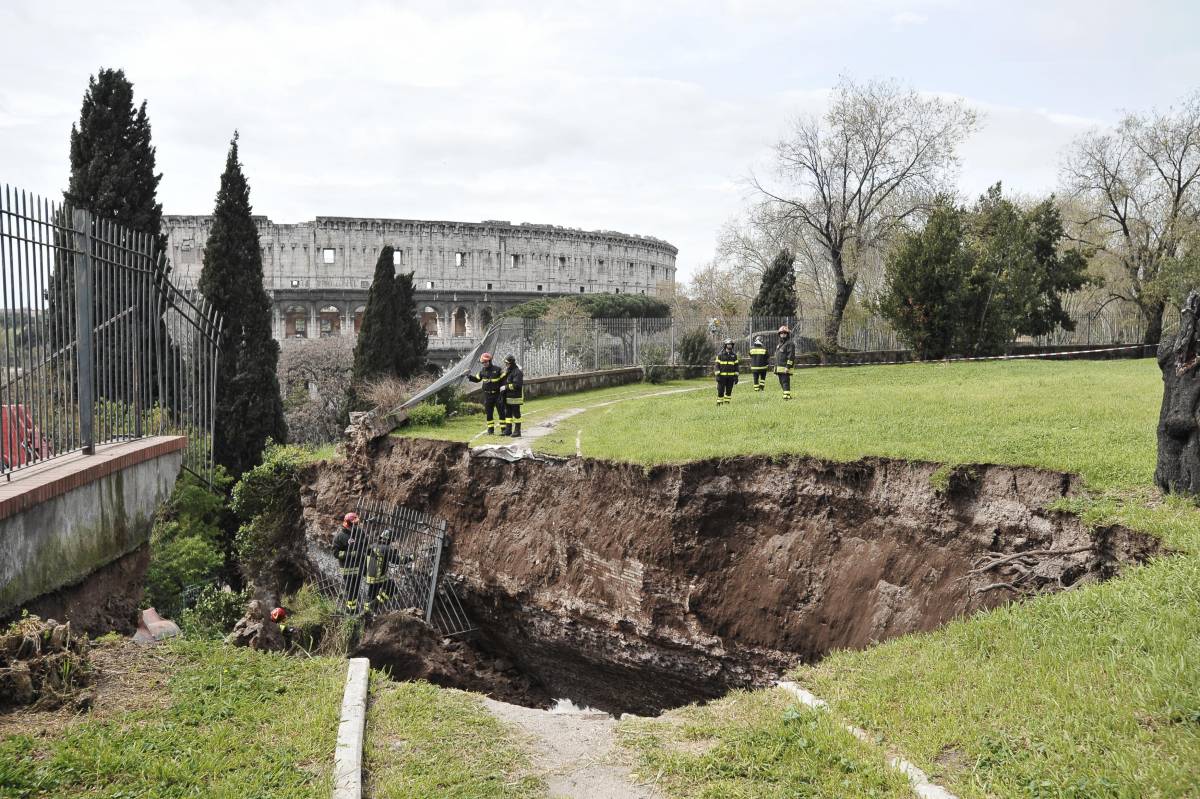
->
0;184;222;481
325;498;473;637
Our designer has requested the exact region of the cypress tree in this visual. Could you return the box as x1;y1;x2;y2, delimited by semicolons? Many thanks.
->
53;68;167;405
352;247;402;384
198;133;286;479
393;271;428;378
750;249;797;319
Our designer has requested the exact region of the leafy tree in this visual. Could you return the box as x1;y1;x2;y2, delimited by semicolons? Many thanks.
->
755;77;977;347
879;185;1090;358
878;200;974;359
502;293;670;319
198;133;287;479
352;247;401;383
750;249;797;319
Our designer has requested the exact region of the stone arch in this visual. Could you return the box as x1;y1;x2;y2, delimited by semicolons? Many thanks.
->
284;304;309;339
318;304;342;337
353;305;367;335
480;306;494;330
452;306;469;338
421;306;440;337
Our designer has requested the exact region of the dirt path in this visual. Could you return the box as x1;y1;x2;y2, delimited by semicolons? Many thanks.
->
471;386;703;455
483;698;662;799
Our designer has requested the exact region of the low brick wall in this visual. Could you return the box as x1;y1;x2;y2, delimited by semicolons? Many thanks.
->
464;366;645;401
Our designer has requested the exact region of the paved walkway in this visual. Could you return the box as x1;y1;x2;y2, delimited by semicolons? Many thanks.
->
483;698;662;799
470;387;703;458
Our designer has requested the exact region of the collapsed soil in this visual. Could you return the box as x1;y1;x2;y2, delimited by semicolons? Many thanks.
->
303;438;1161;715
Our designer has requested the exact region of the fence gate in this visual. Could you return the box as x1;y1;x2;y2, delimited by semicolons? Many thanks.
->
334;498;473;637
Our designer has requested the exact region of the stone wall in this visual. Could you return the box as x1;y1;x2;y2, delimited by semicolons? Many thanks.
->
464;366;645;401
0;438;185;625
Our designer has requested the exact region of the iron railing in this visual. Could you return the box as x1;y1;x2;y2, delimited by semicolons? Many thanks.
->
0;185;222;482
323;498;473;637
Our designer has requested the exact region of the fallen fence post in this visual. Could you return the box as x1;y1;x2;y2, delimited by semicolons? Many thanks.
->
333;657;370;799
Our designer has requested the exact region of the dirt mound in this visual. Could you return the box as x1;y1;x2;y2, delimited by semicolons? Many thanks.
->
352;609;550;707
0;615;94;711
304;438;1161;714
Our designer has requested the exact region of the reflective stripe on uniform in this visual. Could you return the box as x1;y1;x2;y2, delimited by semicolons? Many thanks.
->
775;366;792;374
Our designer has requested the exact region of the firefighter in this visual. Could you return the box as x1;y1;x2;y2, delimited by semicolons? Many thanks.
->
364;528;400;615
715;338;739;405
270;606;292;648
748;336;768;391
499;354;524;437
775;325;795;400
467;351;505;434
332;511;366;613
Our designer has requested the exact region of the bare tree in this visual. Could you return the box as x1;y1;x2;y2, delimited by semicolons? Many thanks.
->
754;77;977;345
278;337;355;444
1061;93;1200;344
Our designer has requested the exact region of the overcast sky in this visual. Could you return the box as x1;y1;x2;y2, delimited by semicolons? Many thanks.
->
2;1;1197;278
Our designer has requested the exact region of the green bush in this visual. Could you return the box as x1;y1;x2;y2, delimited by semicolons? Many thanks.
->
433;385;467;415
406;402;447;427
179;586;248;639
677;328;713;378
640;344;670;384
283;584;361;655
230;443;309;594
452;401;485;417
143;469;232;617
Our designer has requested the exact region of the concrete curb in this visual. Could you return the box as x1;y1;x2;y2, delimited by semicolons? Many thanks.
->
777;681;957;799
333;658;371;799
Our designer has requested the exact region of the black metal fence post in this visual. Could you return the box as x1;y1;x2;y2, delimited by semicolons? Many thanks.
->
71;209;94;455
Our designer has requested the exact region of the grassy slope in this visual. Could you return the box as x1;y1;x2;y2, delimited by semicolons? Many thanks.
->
518;359;1198;798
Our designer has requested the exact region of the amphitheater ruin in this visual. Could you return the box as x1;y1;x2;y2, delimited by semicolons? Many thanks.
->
163;215;678;358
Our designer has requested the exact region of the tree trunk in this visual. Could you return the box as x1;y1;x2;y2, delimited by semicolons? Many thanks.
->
823;250;853;351
1142;299;1166;345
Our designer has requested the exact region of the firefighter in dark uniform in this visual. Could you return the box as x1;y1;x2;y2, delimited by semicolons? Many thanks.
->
775;325;795;400
499;354;524;437
467;351;505;434
715;338;739;405
332;512;367;613
364;528;400;615
748;336;768;391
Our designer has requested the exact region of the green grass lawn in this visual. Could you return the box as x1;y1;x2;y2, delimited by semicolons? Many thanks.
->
395;378;692;445
365;681;543;799
0;640;345;798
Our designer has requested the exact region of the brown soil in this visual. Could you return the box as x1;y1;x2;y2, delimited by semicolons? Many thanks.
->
13;546;150;637
302;438;1161;715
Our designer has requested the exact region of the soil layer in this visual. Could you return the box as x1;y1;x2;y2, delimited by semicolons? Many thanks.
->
303;439;1160;714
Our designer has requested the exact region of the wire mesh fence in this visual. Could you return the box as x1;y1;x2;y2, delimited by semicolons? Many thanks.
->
322;498;473;637
0;184;222;482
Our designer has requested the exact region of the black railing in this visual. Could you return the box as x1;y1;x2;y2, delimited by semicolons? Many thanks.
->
0;185;222;483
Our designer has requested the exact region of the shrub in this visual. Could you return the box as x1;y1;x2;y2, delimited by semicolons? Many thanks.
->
406;402;447;427
230;443;311;595
179;586;248;639
641;344;670;384
452;401;485;417
677;328;713;378
359;374;432;413
282;584;361;655
143;470;231;616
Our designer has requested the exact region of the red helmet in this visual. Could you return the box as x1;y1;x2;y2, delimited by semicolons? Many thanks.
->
270;607;287;623
480;352;493;362
343;512;359;524
778;325;791;335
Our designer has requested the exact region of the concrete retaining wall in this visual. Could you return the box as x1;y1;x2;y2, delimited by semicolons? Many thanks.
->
0;437;185;618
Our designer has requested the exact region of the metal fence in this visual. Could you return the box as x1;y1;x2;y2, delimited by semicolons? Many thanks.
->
0;185;222;482
324;498;473;637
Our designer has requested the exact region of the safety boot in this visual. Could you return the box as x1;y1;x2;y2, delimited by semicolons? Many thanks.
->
511;423;522;437
501;423;512;435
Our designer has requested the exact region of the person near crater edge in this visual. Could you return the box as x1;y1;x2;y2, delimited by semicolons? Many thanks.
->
775;325;795;400
499;354;524;437
467;351;505;434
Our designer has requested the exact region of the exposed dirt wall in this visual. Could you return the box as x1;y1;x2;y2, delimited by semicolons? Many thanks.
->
302;439;1159;714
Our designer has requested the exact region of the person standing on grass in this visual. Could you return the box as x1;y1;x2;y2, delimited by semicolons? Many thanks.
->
467;351;505;435
749;336;769;392
715;338;739;405
775;325;795;400
499;354;524;437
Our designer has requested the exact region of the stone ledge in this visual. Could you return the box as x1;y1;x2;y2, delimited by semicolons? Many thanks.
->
0;436;187;522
